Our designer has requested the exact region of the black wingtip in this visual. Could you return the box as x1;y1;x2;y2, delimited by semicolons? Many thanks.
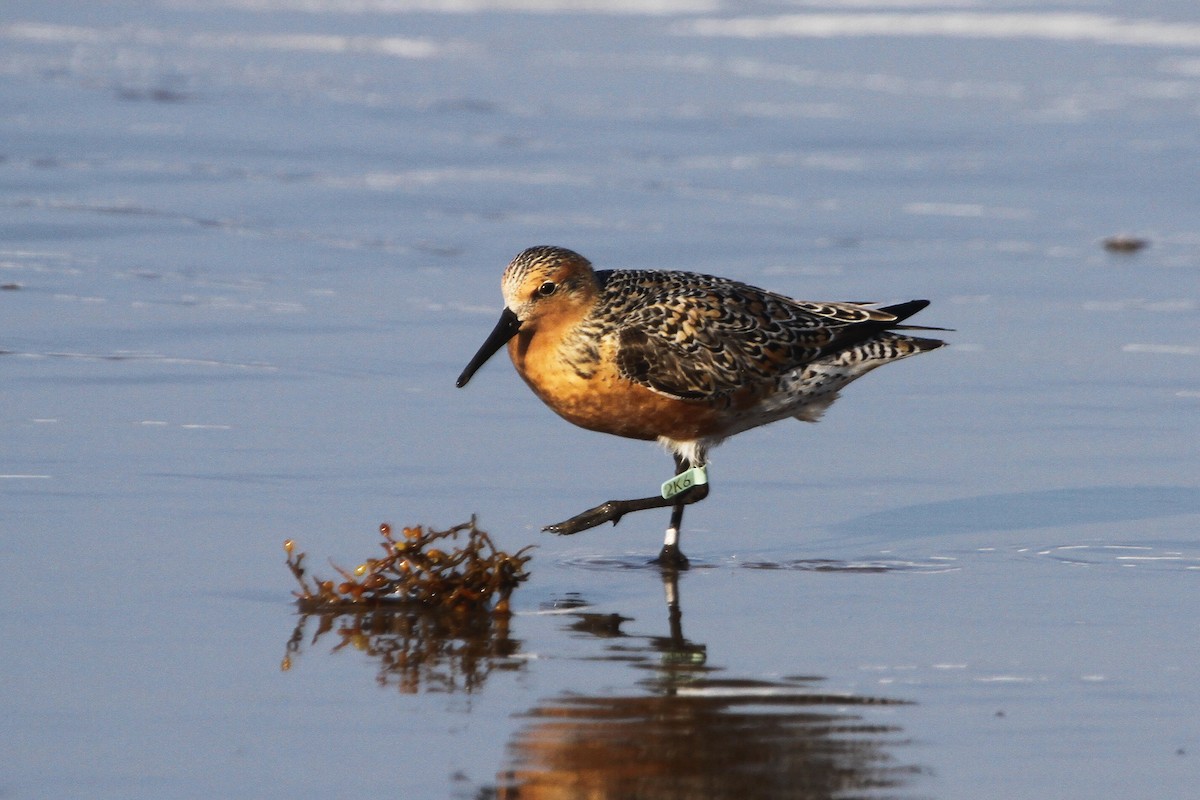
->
880;299;931;322
880;299;954;332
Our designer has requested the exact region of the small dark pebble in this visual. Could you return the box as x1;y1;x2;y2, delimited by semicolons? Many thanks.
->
1103;235;1150;253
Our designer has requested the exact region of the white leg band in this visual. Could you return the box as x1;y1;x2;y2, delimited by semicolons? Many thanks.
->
663;526;679;547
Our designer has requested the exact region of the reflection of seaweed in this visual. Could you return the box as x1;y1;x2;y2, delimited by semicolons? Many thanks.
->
284;518;532;614
282;608;522;694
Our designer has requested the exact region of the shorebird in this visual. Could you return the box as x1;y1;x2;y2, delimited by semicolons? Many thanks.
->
457;246;945;568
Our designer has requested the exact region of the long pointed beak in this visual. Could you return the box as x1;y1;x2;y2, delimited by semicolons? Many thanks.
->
456;307;521;388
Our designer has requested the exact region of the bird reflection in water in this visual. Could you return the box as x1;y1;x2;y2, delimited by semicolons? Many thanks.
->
493;571;923;800
281;573;924;797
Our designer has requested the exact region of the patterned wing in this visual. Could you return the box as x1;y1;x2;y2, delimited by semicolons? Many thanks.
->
603;270;906;401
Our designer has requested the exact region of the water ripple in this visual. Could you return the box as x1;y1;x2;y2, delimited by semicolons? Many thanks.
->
1028;543;1200;571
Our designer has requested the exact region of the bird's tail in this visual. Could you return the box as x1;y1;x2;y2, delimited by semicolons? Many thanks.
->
788;330;945;422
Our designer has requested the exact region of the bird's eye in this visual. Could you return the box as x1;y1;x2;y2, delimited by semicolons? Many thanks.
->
536;281;557;297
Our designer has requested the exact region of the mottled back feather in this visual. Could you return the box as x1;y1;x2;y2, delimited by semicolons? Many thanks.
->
578;269;938;401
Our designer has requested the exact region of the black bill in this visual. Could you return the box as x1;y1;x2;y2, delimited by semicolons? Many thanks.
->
456;307;521;388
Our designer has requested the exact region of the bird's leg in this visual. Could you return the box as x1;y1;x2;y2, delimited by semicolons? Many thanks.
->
656;454;692;570
543;453;709;542
541;487;708;536
656;501;690;570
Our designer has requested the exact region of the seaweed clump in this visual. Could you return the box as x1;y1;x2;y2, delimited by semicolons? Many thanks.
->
281;519;530;693
284;517;532;616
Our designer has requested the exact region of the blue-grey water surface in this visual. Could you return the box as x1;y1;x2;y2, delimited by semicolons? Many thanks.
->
2;1;1199;798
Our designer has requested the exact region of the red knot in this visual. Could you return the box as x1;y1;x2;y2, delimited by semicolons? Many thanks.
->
458;246;946;568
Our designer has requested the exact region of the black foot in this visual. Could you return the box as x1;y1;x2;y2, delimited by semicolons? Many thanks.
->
543;501;626;536
653;544;690;571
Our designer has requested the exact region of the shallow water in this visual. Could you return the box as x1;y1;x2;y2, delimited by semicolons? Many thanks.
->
2;1;1199;798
